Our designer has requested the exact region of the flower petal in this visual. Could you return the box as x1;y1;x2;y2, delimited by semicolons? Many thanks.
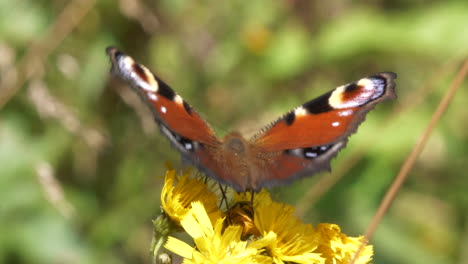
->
164;236;194;259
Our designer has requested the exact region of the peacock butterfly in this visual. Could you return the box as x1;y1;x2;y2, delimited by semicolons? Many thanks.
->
106;47;396;192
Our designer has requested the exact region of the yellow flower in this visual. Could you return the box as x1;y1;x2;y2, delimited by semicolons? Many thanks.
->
161;169;222;225
253;191;325;264
224;201;259;238
315;223;373;264
165;202;272;264
233;189;272;207
227;190;272;238
158;169;374;264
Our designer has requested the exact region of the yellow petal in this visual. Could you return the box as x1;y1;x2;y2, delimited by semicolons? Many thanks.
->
164;236;194;259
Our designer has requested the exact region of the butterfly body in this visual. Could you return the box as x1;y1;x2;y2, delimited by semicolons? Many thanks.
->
107;47;396;191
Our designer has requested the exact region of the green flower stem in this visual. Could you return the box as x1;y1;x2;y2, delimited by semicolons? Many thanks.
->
150;211;180;264
151;233;167;264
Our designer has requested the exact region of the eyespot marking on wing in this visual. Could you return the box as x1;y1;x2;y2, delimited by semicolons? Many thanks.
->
329;76;387;109
129;61;159;92
108;47;160;93
132;64;150;84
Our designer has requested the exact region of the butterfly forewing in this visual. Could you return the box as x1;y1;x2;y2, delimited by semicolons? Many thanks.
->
247;73;396;188
252;73;396;151
107;47;219;147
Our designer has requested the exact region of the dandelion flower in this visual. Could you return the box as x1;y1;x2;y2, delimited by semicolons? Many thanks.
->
165;201;272;264
253;192;324;264
227;189;274;238
158;170;374;264
315;223;373;264
225;201;259;238
234;189;272;207
161;169;222;224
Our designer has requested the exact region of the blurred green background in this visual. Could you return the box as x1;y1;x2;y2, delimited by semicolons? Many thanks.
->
1;0;468;263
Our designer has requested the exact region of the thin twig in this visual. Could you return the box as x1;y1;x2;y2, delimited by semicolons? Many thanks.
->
0;0;97;109
27;80;107;150
350;58;468;264
36;162;76;219
118;0;160;34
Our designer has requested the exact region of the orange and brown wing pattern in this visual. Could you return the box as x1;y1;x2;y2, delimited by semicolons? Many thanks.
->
253;73;396;151
107;47;396;191
107;47;219;147
249;73;396;188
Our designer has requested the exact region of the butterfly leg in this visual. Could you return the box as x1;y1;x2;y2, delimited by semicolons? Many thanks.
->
218;184;230;209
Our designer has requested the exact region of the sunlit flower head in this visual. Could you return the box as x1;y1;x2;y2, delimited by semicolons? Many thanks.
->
315;223;373;264
164;202;272;264
228;189;274;238
224;201;259;238
157;169;374;264
253;192;324;264
234;189;272;207
160;169;222;225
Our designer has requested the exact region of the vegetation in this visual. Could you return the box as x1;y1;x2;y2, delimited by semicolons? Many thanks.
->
1;0;467;263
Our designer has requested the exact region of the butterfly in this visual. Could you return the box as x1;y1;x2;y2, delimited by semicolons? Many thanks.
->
106;47;396;192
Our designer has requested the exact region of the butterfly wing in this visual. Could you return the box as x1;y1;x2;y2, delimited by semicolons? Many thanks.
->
107;47;396;191
250;72;396;188
106;47;222;170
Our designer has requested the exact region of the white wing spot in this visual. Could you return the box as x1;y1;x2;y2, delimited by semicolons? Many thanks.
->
338;109;353;116
289;149;303;156
161;106;167;114
184;143;193;150
174;95;183;105
148;93;158;101
294;106;308;116
328;86;347;108
329;79;377;109
357;78;373;87
332;121;340;127
136;66;159;92
140;81;157;92
121;57;134;71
